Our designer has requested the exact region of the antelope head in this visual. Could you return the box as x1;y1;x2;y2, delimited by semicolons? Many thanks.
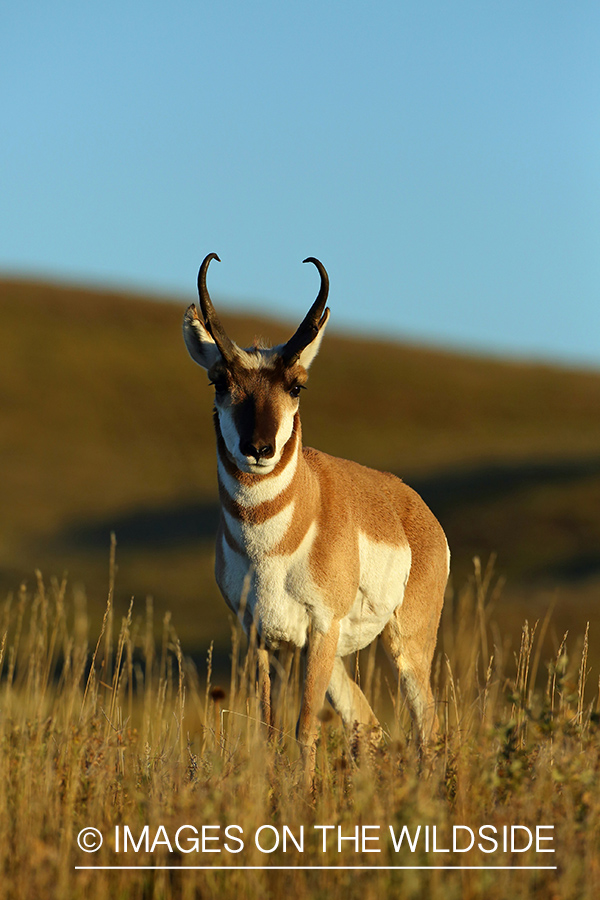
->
183;253;330;474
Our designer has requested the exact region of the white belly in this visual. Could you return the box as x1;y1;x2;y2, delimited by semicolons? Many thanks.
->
337;532;412;657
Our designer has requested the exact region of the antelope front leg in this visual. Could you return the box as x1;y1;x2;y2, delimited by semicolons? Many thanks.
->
297;620;339;782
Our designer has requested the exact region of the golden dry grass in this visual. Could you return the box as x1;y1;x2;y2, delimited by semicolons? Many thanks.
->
1;549;598;900
2;275;600;656
1;275;599;898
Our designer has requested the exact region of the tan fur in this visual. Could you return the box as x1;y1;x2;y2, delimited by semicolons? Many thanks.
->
183;259;449;779
212;394;448;763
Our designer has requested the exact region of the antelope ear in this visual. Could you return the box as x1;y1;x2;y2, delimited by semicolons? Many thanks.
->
296;308;330;370
183;304;223;371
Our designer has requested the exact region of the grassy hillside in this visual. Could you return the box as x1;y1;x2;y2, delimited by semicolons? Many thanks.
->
1;276;599;658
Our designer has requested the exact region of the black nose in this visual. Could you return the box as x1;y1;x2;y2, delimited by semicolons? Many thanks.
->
240;440;274;462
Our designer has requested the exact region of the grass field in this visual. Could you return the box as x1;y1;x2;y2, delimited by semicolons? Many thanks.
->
1;275;600;665
0;553;597;900
1;275;600;898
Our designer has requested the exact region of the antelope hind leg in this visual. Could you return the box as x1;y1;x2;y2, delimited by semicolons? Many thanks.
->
381;615;439;755
326;656;383;756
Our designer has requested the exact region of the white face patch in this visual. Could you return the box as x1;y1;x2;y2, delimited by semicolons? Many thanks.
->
215;390;299;475
272;404;296;462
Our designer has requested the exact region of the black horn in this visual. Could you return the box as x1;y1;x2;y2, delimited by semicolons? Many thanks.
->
197;253;236;362
281;257;329;366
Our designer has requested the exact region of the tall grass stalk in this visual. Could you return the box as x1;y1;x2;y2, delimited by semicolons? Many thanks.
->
0;559;598;900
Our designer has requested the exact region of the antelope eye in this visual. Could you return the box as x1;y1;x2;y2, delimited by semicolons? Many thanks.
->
210;379;228;396
289;384;303;399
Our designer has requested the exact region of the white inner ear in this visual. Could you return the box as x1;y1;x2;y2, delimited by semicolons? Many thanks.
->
183;306;223;371
297;309;330;370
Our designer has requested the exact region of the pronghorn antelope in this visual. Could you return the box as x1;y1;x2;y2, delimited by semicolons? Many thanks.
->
183;253;449;767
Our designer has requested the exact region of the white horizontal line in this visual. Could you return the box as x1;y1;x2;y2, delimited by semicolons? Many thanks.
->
75;866;558;871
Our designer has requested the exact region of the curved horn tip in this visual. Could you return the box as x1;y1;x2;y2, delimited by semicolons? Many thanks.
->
197;253;222;294
302;257;329;281
200;252;221;267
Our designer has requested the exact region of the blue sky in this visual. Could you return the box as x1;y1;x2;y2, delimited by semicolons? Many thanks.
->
2;1;599;365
